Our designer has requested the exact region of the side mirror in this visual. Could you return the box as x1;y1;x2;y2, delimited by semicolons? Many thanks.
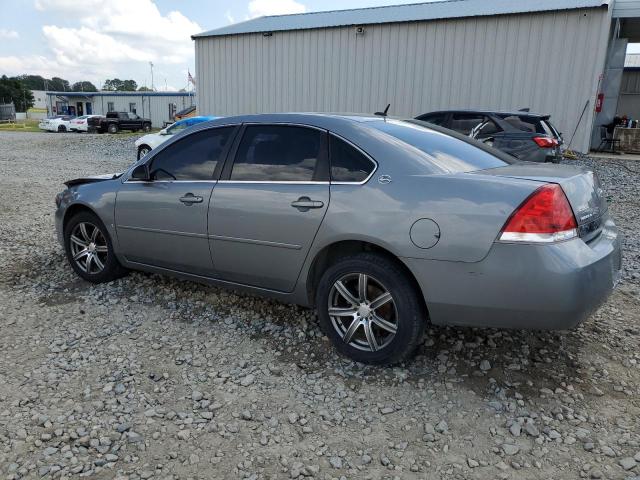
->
160;128;168;135
131;164;150;181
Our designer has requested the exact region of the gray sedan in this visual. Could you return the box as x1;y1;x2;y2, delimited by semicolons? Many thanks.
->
54;114;622;364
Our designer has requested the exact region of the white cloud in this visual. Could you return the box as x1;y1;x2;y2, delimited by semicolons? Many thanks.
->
248;0;307;18
0;28;19;39
225;10;235;24
13;0;201;87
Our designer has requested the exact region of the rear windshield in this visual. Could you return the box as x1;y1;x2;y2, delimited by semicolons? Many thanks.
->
497;114;560;139
370;119;512;172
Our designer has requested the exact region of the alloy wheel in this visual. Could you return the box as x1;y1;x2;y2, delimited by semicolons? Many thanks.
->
328;273;398;352
69;222;108;274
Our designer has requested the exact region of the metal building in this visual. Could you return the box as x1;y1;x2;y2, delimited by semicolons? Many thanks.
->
45;91;196;128
193;0;640;153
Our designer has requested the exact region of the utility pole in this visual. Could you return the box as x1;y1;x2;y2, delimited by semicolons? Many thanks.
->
149;62;155;91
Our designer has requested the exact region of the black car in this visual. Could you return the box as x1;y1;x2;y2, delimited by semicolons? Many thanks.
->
415;110;563;163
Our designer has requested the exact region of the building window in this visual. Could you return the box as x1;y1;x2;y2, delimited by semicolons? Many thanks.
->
107;102;115;112
129;102;136;114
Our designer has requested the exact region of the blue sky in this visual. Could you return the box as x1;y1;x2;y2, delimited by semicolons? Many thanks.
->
0;0;426;91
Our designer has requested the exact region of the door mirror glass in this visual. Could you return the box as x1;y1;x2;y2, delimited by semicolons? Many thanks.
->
131;164;150;180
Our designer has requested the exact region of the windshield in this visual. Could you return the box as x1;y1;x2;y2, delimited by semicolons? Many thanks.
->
371;119;512;172
166;122;190;134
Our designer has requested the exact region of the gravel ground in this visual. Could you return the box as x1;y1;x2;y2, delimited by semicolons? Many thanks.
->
0;131;639;480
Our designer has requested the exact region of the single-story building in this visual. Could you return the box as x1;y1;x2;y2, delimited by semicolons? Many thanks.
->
45;91;196;128
30;90;47;110
193;0;640;153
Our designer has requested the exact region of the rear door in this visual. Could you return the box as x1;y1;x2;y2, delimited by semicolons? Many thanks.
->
115;126;237;275
208;124;330;292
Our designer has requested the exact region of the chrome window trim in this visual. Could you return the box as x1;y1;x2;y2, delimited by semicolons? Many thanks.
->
328;132;378;185
217;180;329;185
124;179;218;184
240;121;327;132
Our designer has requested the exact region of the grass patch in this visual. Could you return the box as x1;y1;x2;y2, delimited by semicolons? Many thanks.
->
0;119;42;133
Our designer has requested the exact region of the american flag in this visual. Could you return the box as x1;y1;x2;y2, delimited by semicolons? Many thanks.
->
188;71;196;86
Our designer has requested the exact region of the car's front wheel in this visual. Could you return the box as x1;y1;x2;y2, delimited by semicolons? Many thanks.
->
316;253;426;365
57;125;66;133
142;123;151;132
107;124;118;134
64;211;127;283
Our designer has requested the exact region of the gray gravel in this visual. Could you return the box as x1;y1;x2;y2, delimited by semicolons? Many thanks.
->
0;131;639;480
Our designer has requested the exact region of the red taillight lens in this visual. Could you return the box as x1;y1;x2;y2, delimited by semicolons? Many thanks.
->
533;136;559;148
499;184;578;243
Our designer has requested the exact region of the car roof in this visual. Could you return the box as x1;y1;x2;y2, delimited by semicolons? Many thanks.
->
422;109;550;119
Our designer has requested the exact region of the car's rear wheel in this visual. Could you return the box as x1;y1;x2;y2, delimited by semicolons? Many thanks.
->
107;124;118;134
57;125;66;132
64;211;127;283
142;123;151;132
316;253;425;365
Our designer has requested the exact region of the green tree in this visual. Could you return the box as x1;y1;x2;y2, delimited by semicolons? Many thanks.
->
103;79;138;91
50;77;70;91
121;79;138;91
0;75;35;111
137;86;153;92
72;81;98;92
15;74;49;90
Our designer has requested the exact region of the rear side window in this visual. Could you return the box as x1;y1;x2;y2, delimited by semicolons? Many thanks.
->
150;127;233;180
372;119;511;172
231;125;324;181
329;135;375;183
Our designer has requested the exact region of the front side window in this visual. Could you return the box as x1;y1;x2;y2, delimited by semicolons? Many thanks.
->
150;127;233;181
329;135;375;183
230;125;324;181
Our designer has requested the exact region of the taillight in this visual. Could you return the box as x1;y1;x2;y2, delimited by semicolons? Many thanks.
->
533;136;558;148
499;184;578;243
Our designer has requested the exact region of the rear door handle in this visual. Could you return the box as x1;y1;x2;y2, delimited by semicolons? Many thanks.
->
179;193;203;205
291;197;324;211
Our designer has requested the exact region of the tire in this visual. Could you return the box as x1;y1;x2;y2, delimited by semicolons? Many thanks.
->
315;253;426;365
107;124;118;134
64;211;127;283
142;123;151;132
57;125;66;133
137;145;151;160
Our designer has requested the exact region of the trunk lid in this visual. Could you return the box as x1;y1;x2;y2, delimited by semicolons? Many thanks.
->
478;163;607;242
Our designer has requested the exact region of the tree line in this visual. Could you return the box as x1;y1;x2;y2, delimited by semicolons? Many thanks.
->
0;74;151;111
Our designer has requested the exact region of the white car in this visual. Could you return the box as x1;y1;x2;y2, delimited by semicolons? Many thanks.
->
134;115;218;159
39;115;75;133
69;115;103;132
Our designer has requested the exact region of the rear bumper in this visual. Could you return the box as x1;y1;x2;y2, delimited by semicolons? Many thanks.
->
403;217;622;330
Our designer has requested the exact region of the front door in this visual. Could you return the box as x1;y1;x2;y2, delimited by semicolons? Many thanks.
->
115;126;236;275
209;124;330;292
76;102;83;116
86;102;92;115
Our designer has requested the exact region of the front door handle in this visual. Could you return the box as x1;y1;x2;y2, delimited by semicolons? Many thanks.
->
179;193;203;205
291;196;324;211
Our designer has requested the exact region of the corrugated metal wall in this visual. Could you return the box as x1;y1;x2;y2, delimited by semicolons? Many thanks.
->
195;8;612;152
89;95;195;128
